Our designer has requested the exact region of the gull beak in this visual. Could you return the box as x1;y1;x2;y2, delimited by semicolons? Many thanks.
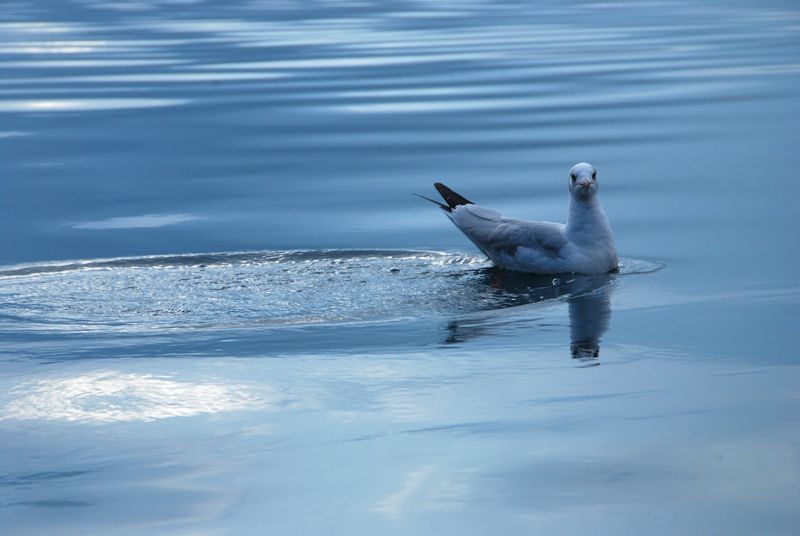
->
580;178;592;190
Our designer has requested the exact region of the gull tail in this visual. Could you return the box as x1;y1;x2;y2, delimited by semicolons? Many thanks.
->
434;182;473;210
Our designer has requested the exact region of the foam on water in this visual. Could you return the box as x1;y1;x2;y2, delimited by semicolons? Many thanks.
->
0;250;661;333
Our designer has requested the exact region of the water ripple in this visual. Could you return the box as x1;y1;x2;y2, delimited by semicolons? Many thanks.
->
0;0;796;123
0;250;661;333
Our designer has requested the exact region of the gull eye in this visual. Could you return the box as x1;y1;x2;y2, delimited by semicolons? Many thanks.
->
592;171;597;180
570;174;576;182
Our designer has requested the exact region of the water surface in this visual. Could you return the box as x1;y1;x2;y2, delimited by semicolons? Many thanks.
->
1;0;799;534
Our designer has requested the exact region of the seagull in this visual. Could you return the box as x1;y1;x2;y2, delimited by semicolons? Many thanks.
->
417;163;618;274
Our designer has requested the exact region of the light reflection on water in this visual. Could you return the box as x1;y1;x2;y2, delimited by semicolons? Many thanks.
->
0;370;267;423
0;97;186;112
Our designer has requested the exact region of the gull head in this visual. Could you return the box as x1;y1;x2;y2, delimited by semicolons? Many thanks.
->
568;162;598;200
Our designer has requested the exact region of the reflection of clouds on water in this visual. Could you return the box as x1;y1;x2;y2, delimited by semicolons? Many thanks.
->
0;371;266;423
373;465;435;518
72;213;203;230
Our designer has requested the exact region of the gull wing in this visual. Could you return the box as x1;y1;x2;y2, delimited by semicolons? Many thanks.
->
448;204;568;263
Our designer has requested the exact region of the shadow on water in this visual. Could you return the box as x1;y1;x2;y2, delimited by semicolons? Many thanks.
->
443;268;614;364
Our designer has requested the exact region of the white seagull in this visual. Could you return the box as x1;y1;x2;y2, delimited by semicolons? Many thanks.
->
419;163;618;274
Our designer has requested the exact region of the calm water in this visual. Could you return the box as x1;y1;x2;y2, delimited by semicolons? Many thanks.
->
1;0;799;534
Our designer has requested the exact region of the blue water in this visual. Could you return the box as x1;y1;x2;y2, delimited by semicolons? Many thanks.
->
1;0;799;534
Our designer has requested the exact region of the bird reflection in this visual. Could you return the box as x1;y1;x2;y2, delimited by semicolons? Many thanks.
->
568;290;611;361
443;269;614;363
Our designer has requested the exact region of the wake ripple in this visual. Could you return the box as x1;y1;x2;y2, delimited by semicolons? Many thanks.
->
0;250;662;332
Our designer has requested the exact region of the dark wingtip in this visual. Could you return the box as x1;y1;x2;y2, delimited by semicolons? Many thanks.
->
434;182;473;209
413;192;450;211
